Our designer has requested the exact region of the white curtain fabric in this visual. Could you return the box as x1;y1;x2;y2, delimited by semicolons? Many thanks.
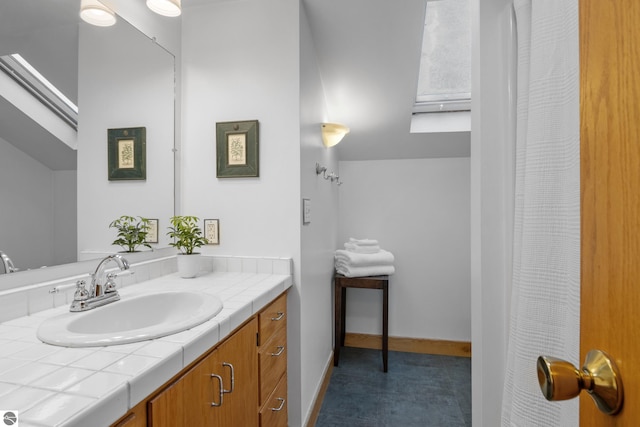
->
502;0;580;426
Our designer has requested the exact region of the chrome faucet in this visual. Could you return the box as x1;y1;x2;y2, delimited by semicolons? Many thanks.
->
0;251;18;274
70;254;130;312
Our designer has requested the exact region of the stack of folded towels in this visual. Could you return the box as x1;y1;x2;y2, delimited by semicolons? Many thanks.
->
335;238;395;277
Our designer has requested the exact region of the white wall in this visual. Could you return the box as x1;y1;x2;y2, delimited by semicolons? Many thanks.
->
0;137;75;270
299;3;339;425
338;158;471;342
53;170;77;266
180;0;305;424
180;0;299;258
471;0;515;425
77;17;175;256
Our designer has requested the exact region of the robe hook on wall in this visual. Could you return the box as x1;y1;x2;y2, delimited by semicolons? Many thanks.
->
316;163;343;185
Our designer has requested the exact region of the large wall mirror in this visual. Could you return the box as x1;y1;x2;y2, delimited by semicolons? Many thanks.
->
0;1;176;280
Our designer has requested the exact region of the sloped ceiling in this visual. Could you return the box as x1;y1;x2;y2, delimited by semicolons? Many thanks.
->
0;0;78;171
2;0;470;169
303;0;470;160
0;0;79;106
0;100;76;171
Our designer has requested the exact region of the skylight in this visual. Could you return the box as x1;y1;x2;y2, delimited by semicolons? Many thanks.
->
0;54;78;129
415;0;471;113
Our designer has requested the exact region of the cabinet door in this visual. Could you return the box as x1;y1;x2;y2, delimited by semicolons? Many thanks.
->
111;400;147;427
211;318;259;427
148;319;258;427
148;380;182;427
148;352;217;427
111;410;145;427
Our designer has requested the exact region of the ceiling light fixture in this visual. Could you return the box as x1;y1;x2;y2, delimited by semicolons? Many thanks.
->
321;123;350;147
80;0;117;27
147;0;182;17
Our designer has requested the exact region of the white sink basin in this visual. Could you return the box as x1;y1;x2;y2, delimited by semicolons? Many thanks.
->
37;291;223;347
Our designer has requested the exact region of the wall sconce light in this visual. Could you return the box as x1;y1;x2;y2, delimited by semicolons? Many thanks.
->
147;0;182;17
321;123;350;148
80;0;117;27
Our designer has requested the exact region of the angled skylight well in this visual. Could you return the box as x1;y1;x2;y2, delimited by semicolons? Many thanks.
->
415;0;471;114
0;53;79;129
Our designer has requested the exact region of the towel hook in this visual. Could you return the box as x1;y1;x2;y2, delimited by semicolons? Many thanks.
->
315;163;343;185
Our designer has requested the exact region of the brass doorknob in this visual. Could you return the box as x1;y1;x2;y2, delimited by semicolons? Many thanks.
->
537;349;623;415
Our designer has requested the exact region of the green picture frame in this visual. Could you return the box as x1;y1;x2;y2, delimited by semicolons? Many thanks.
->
107;127;146;181
216;120;259;178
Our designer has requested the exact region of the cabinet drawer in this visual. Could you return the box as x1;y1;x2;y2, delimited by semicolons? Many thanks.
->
260;374;288;427
258;324;287;404
258;293;286;346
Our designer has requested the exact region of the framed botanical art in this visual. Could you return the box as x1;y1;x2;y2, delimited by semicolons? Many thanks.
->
108;127;146;180
216;120;259;178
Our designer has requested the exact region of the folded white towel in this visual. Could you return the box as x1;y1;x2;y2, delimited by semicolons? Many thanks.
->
336;264;395;278
344;242;380;254
334;249;395;267
335;259;390;271
349;238;379;247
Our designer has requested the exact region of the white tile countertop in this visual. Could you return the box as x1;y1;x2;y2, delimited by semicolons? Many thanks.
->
0;271;292;427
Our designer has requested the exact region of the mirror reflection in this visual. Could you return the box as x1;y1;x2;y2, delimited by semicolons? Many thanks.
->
0;0;175;273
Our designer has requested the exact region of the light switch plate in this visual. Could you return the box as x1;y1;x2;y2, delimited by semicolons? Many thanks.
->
302;198;311;224
204;219;220;245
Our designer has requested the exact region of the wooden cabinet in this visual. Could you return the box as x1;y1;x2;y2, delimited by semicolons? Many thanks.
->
111;401;146;427
259;374;288;427
148;318;258;427
257;293;288;427
209;319;259;427
111;292;287;427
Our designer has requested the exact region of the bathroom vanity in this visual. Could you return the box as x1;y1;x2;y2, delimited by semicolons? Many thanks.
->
0;255;291;427
112;293;288;427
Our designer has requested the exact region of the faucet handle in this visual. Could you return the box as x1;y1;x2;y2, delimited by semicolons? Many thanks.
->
106;270;135;292
104;273;118;294
73;280;89;301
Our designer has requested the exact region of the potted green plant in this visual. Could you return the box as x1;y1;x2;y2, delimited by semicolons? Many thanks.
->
109;215;152;253
167;215;208;278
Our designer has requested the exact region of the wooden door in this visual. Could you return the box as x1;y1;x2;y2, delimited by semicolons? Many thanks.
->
580;0;640;424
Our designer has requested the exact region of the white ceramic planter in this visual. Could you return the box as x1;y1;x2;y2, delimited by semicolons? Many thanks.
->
176;253;201;278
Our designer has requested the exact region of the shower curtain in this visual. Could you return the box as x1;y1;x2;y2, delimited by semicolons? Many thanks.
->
501;0;580;425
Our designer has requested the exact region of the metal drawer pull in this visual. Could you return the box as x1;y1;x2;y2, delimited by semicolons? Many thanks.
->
270;398;286;412
210;374;224;407
271;312;285;321
222;362;235;394
270;346;285;357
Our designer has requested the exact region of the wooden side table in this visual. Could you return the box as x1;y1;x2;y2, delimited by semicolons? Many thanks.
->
334;273;389;372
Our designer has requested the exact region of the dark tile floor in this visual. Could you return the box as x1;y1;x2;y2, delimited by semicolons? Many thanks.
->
315;347;471;427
